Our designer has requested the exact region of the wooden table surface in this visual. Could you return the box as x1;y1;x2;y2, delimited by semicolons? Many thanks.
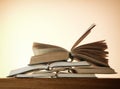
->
0;78;120;89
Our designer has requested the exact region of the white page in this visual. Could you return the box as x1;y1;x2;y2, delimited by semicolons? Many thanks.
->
49;61;90;68
8;64;48;76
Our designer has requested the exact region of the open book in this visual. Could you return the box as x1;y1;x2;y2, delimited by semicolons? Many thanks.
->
8;24;116;78
8;61;90;77
30;24;109;67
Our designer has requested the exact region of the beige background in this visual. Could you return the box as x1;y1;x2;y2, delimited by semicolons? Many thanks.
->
0;0;120;78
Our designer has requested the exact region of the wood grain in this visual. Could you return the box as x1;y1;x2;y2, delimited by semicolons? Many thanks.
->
0;78;120;89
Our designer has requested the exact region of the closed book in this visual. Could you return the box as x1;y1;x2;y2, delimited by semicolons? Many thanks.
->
72;67;116;74
57;73;96;78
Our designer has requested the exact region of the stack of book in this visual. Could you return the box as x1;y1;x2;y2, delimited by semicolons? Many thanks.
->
8;24;116;78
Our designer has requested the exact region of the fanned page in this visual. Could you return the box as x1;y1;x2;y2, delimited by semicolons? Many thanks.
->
71;24;109;67
71;24;96;50
72;40;109;66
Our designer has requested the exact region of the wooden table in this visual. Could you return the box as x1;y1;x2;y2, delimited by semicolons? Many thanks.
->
0;78;120;89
